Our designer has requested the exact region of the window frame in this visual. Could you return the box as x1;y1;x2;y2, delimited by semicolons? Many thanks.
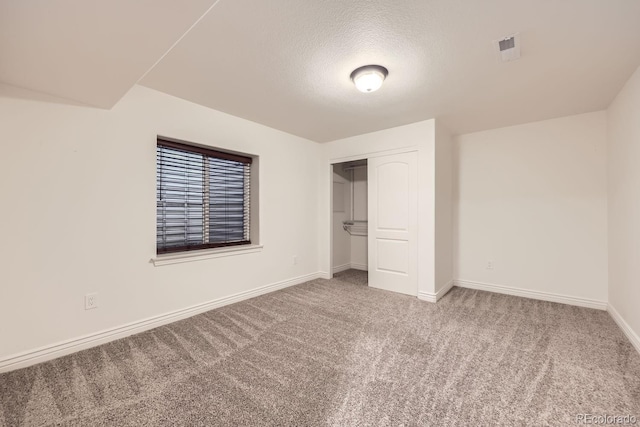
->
156;137;253;255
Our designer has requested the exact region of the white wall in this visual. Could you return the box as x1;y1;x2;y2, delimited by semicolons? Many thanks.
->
0;84;321;363
332;166;352;271
435;122;453;292
607;65;640;347
319;120;437;295
350;167;368;270
454;111;608;305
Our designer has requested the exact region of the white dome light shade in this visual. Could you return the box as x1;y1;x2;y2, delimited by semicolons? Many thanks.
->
350;65;388;93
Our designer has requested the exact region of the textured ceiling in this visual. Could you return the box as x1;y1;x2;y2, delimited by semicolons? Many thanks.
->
141;0;640;141
0;0;217;108
2;1;640;141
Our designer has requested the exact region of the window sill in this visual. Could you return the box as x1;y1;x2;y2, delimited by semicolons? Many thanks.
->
151;244;264;267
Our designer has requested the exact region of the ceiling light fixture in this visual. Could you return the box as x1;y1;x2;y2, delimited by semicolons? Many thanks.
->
350;65;388;93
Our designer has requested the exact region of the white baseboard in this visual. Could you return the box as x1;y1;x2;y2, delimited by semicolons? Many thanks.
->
350;262;368;271
438;280;455;300
418;280;454;303
331;263;368;275
332;263;352;274
0;272;323;374
454;279;607;310
607;303;640;355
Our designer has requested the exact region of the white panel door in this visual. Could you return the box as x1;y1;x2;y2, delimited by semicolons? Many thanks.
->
368;152;418;296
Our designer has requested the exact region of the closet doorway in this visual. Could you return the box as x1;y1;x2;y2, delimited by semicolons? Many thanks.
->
330;151;418;296
332;160;368;284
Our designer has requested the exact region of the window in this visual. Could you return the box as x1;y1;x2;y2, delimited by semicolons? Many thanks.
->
156;138;252;254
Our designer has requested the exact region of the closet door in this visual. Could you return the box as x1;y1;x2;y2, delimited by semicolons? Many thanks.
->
368;151;418;296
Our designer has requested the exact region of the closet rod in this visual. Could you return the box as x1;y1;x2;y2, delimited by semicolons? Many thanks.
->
342;165;367;171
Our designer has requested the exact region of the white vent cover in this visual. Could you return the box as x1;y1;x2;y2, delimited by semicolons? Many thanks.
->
495;33;521;62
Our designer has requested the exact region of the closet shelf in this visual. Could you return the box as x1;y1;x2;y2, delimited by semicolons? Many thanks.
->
343;220;368;236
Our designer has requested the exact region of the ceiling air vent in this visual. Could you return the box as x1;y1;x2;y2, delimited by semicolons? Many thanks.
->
495;33;521;62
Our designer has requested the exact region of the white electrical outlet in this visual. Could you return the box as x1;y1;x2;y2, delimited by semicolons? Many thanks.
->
293;255;298;265
85;293;98;310
487;261;494;270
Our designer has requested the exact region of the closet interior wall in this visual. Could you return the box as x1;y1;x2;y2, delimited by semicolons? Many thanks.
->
332;163;368;274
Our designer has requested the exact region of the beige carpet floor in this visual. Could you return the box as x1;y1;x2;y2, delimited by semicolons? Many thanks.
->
1;269;639;426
